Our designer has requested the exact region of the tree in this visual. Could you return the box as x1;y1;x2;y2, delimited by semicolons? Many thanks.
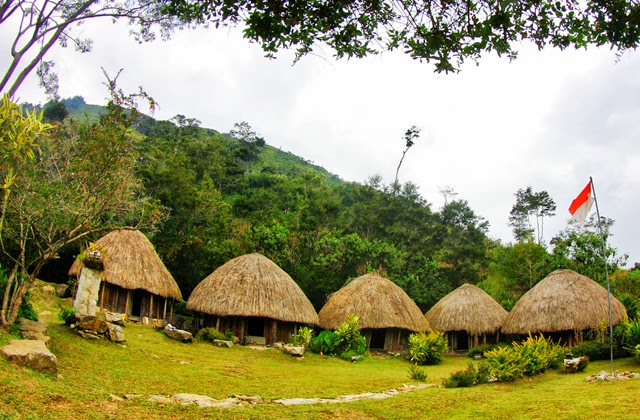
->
549;214;628;285
508;186;556;245
0;81;162;330
393;125;420;188
163;0;640;73
0;0;185;97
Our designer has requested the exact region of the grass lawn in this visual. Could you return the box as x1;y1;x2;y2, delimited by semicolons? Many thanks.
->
1;282;639;419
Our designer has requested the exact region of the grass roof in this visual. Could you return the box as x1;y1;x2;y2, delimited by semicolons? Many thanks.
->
501;269;627;334
186;253;319;325
68;228;182;301
424;283;508;336
318;272;429;332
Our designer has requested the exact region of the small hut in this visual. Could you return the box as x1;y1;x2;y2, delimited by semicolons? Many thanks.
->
424;284;508;353
318;273;429;353
501;269;627;346
186;253;319;345
69;229;182;322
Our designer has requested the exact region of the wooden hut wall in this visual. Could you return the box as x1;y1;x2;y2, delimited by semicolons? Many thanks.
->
384;328;409;353
201;315;298;345
97;283;172;321
98;282;128;314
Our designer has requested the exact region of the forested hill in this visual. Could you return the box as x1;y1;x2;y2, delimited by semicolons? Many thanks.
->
33;97;637;316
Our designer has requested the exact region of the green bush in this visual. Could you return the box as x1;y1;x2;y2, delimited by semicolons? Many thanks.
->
622;320;640;348
309;330;338;354
467;343;508;359
571;340;611;361
484;335;566;382
408;364;428;382
443;362;489;388
17;291;38;322
635;344;640;363
57;308;76;325
288;326;314;347
408;331;447;365
308;314;366;361
195;327;227;342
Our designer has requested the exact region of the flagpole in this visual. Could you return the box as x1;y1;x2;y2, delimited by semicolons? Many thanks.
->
589;176;615;375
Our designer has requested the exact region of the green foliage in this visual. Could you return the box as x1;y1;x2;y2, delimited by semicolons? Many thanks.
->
165;1;640;74
57;308;76;325
408;331;447;366
195;327;227;342
484;335;566;382
288;326;314;348
442;362;489;388
571;340;612;361
16;291;38;322
309;315;366;360
407;363;428;382
622;320;640;348
309;330;338;355
508;187;556;244
467;343;508;359
635;345;640;363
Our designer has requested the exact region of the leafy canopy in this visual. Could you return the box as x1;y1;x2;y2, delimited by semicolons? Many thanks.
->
162;0;640;72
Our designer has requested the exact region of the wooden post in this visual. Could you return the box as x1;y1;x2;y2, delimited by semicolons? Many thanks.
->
163;298;167;320
114;287;119;313
99;283;105;311
216;316;221;331
124;290;130;316
170;300;174;322
149;294;154;319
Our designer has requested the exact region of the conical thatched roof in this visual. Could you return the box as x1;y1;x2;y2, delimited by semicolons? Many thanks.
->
186;253;319;325
424;284;508;336
318;273;429;332
501;269;627;334
68;229;182;301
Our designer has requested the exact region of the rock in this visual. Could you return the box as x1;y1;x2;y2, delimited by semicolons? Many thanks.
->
274;398;322;406
104;312;126;327
213;339;233;348
77;330;100;340
173;393;216;408
20;331;50;347
2;339;57;375
106;323;125;343
76;316;108;334
56;283;70;298
141;317;150;326
39;311;51;316
273;342;284;350
179;361;190;365
123;394;144;400
41;285;56;294
236;395;262;403
73;267;102;317
110;394;124;402
150;319;166;330
164;325;193;343
148;395;174;404
19;318;48;335
282;345;304;357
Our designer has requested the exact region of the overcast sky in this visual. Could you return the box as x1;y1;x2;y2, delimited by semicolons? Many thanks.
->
3;19;639;267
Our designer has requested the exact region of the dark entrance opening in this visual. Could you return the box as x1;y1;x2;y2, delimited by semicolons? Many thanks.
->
369;329;386;349
247;317;265;337
456;330;469;351
131;289;144;317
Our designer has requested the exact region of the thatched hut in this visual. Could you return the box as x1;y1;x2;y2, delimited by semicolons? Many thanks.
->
501;269;627;346
186;253;319;345
69;229;182;322
318;273;429;353
424;284;508;353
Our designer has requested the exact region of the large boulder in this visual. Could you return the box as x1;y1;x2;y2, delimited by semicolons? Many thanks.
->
106;323;126;343
164;325;192;343
104;312;126;327
18;319;50;347
2;340;57;374
282;345;305;357
73;267;102;317
76;315;108;334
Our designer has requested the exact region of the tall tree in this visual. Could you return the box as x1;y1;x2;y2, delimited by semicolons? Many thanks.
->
0;80;162;330
393;125;420;188
164;0;640;73
0;0;185;97
508;186;556;245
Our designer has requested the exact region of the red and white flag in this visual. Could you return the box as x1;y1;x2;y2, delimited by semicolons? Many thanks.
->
568;181;595;222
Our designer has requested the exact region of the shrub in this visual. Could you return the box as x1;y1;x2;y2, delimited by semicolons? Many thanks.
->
622;320;640;348
408;364;428;382
408;331;447;365
635;344;640;363
195;327;227;342
571;340;611;361
57;308;76;325
467;343;508;359
484;345;525;382
17;291;38;322
309;330;338;355
443;362;489;388
288;326;314;348
333;314;366;356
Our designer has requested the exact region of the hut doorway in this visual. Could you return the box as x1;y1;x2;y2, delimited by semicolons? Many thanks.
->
369;329;386;350
130;289;144;317
247;317;265;337
456;331;469;352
